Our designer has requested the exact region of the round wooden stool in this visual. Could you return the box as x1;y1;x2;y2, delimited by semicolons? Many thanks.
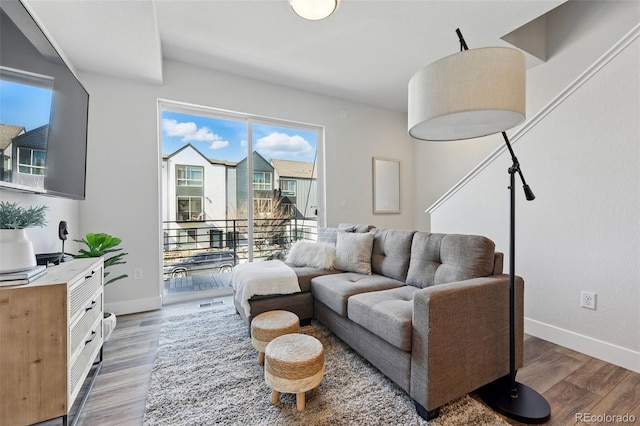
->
264;333;324;412
251;310;299;365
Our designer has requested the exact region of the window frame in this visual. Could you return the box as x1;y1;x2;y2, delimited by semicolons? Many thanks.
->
176;195;203;222
253;197;273;215
177;229;197;249
253;171;272;191
176;165;204;187
280;179;296;196
17;147;46;175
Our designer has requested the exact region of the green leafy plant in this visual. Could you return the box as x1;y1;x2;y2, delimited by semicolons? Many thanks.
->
0;201;48;229
74;233;128;285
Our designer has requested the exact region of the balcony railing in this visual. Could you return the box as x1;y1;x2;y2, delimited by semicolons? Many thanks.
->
162;217;318;280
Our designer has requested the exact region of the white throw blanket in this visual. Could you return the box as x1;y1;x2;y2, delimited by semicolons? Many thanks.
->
231;260;300;317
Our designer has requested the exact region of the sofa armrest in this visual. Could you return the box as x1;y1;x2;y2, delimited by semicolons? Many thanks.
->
410;274;524;411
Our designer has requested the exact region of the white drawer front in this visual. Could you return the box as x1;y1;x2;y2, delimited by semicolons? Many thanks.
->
69;289;103;360
69;266;103;323
69;317;103;406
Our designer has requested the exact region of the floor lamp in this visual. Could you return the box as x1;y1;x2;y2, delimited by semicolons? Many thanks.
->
408;29;551;423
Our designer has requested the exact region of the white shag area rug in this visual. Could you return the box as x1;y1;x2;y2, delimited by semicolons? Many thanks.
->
142;306;509;425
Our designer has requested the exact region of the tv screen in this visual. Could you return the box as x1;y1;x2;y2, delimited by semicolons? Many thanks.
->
0;0;89;200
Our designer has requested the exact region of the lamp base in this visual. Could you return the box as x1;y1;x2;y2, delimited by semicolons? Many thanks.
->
478;376;551;424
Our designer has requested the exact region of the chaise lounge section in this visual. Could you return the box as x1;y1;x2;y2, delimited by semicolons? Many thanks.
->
233;226;523;419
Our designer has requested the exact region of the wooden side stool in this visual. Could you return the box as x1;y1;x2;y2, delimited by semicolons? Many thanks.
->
251;310;299;365
264;333;324;412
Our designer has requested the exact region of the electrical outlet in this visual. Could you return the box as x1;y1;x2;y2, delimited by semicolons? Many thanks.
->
580;291;596;310
133;268;143;280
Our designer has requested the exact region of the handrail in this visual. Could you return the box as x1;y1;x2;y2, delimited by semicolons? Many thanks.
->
162;217;318;263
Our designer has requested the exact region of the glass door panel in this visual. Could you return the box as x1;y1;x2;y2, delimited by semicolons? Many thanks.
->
250;120;319;262
160;106;248;303
159;101;321;304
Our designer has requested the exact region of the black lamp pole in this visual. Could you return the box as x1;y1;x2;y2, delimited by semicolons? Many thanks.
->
455;29;551;423
478;132;550;423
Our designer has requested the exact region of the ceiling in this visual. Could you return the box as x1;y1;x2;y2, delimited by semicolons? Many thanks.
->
23;0;564;113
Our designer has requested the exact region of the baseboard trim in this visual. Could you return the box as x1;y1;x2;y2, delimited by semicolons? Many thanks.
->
105;295;162;316
524;318;640;374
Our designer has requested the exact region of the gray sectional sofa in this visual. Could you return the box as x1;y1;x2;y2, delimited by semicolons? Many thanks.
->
233;226;523;420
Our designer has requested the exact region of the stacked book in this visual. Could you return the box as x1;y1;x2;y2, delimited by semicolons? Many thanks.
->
0;265;47;286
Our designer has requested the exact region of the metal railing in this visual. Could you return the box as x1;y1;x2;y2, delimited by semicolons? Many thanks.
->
162;217;317;279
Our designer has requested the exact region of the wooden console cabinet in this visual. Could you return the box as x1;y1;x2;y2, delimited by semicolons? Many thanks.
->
0;258;104;426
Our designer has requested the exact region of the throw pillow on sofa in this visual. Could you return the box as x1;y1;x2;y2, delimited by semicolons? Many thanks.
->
286;240;336;269
317;227;342;245
334;231;374;275
338;223;376;233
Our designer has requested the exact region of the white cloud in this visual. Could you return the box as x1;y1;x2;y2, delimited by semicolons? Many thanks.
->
255;132;313;159
162;118;229;147
163;118;196;138
210;140;229;150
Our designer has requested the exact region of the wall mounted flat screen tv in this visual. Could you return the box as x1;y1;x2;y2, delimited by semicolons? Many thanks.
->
0;0;89;200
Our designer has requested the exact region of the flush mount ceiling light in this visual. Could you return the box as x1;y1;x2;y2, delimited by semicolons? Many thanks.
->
290;0;338;21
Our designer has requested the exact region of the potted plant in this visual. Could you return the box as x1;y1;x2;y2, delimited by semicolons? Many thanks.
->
0;201;48;273
74;232;128;341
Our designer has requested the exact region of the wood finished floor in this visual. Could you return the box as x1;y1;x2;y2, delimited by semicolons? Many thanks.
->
65;295;640;426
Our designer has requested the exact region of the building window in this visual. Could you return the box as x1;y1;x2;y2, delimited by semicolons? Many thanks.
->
281;203;296;218
178;229;197;249
17;148;45;175
253;171;272;190
175;165;204;221
254;198;273;215
176;165;203;186
280;179;296;196
177;196;203;221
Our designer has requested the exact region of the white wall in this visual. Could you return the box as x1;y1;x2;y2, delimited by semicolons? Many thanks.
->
428;2;640;372
0;189;80;255
78;59;414;314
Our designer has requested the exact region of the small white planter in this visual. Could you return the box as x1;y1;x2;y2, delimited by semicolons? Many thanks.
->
0;229;37;273
103;312;117;342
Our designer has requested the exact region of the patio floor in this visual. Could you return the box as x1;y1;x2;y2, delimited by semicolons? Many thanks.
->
163;272;232;295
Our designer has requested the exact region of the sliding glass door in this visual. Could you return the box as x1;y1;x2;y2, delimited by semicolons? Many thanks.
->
159;100;322;303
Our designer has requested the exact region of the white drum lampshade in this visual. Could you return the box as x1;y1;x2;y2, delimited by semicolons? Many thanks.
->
408;47;526;141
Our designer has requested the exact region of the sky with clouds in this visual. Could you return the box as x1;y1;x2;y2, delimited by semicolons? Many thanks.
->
162;111;317;163
0;80;52;131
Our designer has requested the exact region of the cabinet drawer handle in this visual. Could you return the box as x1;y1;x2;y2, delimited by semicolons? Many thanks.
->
85;270;96;280
85;331;97;345
85;300;97;312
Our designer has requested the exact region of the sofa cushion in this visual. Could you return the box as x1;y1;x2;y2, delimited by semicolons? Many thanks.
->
405;233;445;288
406;233;496;288
334;232;374;274
317;227;341;245
348;286;417;352
286;241;335;269
338;223;376;233
279;265;342;293
311;272;405;316
371;229;415;282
